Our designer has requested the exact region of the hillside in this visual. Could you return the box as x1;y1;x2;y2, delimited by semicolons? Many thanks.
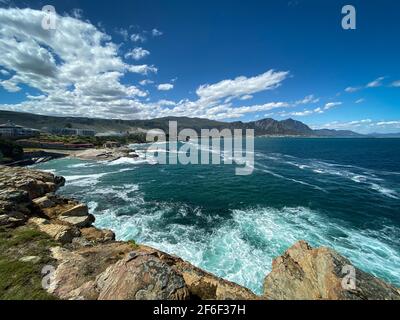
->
0;110;361;137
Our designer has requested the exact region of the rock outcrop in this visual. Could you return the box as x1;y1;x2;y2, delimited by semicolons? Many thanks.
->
0;165;256;300
1;165;399;300
264;240;400;300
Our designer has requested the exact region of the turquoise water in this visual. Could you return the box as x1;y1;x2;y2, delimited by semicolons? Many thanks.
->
33;138;400;294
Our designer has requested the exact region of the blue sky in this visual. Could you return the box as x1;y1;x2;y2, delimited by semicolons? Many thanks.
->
0;0;400;133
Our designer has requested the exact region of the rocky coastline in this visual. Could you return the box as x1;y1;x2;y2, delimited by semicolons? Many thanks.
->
0;165;399;300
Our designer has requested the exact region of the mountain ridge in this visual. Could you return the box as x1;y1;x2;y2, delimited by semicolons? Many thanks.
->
0;110;362;137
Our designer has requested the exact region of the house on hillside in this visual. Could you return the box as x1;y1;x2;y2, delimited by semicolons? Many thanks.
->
0;121;40;139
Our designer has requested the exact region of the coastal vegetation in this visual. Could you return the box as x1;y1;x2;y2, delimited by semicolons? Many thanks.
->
30;132;148;147
0;226;58;300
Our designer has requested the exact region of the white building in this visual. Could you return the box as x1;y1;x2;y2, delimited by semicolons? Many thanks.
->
0;121;40;138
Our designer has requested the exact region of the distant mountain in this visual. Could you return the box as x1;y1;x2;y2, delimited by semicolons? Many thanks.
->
313;129;363;137
249;118;314;135
366;132;400;138
0;110;361;137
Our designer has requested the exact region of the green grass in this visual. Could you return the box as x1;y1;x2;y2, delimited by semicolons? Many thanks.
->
0;226;59;300
127;239;139;249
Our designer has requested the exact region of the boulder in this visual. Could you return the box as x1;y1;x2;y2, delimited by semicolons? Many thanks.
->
263;241;400;300
95;253;190;300
33;195;56;209
30;217;81;244
59;204;89;217
80;227;115;243
59;214;95;228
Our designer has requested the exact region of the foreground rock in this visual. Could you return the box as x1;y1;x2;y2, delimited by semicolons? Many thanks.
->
1;165;399;300
264;241;400;300
0;165;256;300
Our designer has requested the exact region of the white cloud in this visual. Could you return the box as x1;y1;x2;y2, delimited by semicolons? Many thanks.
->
196;70;288;104
240;95;253;101
157;83;174;91
294;94;319;105
0;8;295;121
125;47;150;60
152;28;163;37
139;79;154;86
287;102;342;117
376;121;400;126
0;7;160;119
366;76;385;88
130;33;146;42
345;86;360;93
324;102;342;110
391;80;400;87
128;65;157;74
0;69;9;76
355;98;365;104
313;119;400;133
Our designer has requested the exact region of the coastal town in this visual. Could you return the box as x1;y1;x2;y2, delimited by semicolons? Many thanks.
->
0;120;143;166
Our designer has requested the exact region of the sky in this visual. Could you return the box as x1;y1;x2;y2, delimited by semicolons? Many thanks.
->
0;0;400;133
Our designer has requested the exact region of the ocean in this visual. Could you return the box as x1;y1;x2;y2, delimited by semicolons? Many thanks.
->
33;138;400;294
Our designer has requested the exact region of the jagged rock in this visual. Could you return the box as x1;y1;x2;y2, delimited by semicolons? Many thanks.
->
80;227;115;243
59;214;95;228
59;204;89;217
29;217;81;244
48;243;134;299
135;246;257;300
263;241;400;300
33;195;56;209
95;253;190;300
0;166;65;200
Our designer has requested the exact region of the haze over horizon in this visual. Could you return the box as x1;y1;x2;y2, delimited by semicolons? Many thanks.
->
0;0;400;133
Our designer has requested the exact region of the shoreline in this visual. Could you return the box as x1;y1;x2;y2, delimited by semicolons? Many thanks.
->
0;165;399;300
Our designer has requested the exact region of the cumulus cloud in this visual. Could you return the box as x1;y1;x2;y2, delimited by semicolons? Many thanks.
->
0;8;294;121
125;47;150;60
0;7;159;118
157;83;174;91
196;70;288;104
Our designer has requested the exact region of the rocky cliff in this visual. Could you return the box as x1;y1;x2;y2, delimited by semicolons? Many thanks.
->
0;165;399;300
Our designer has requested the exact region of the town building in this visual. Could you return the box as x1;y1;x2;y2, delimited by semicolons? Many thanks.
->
0;121;40;139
